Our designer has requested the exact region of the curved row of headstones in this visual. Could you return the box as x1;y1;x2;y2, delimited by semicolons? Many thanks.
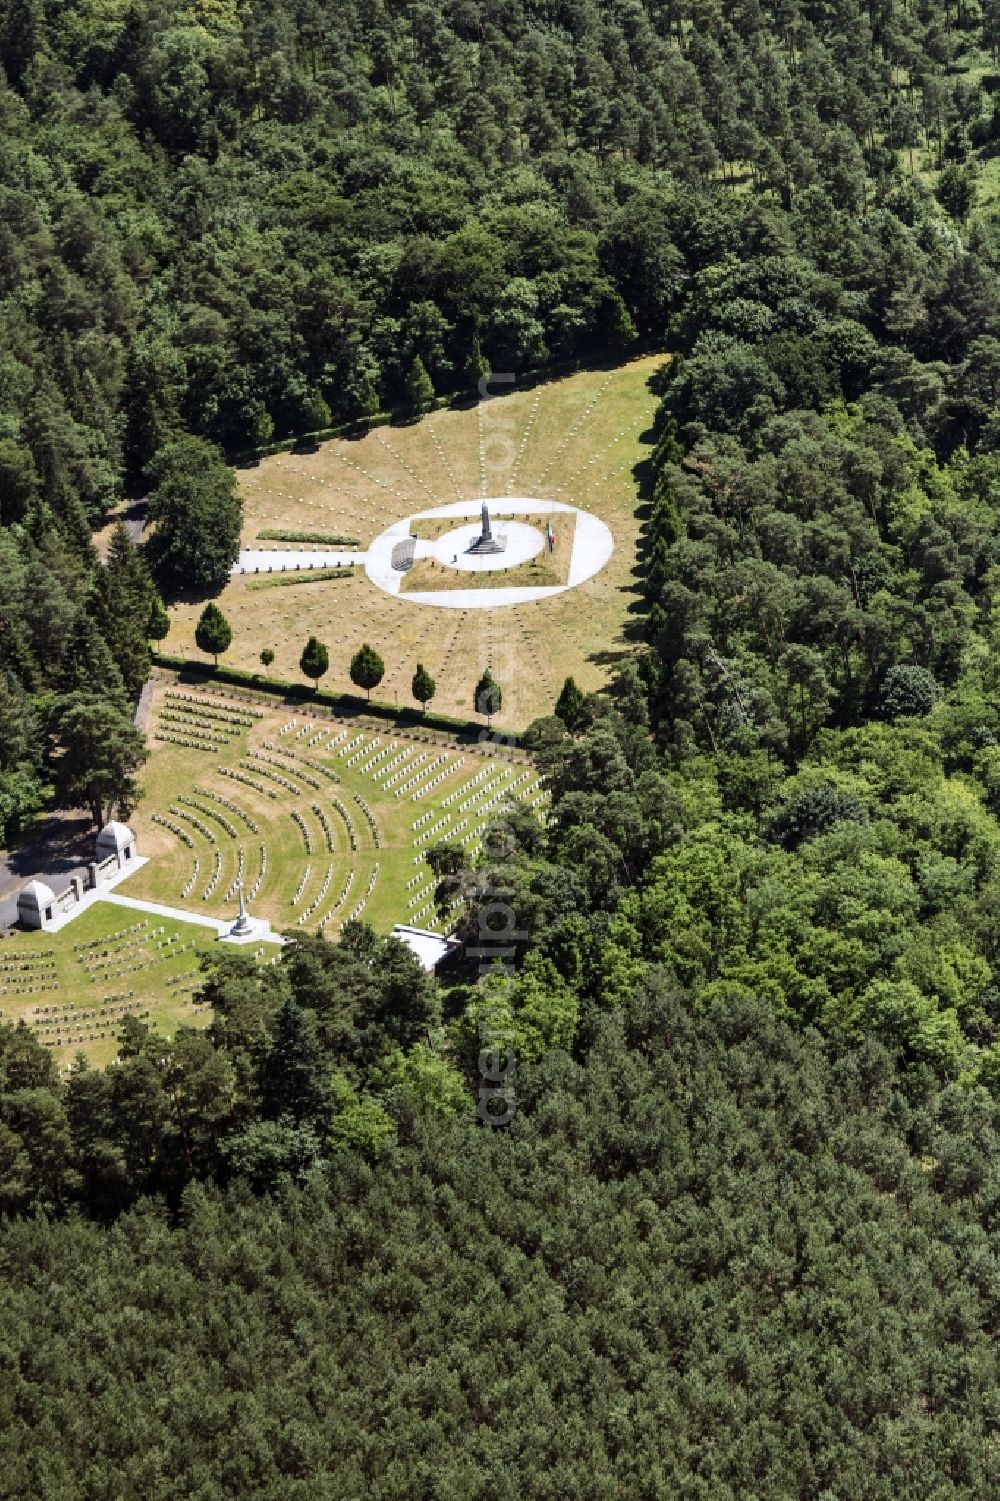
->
219;766;278;800
254;747;322;790
352;793;381;848
223;847;246;902
312;803;335;852
296;863;335;925
193;786;260;833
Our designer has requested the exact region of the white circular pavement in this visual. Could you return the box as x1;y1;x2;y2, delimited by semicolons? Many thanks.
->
429;520;545;572
233;497;615;610
364;498;614;611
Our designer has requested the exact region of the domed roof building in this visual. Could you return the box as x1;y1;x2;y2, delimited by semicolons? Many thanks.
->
17;879;56;930
96;821;136;866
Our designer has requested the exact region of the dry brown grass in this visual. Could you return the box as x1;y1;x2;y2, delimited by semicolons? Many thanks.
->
163;355;663;728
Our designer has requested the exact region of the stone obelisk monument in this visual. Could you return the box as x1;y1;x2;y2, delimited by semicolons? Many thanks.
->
467;501;506;556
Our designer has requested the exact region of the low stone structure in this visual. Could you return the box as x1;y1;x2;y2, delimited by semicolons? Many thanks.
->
17;879;57;931
391;537;416;572
96;821;137;869
221;880;273;945
14;823;139;932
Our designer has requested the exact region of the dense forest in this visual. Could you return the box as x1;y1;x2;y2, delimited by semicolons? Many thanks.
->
8;0;1000;1492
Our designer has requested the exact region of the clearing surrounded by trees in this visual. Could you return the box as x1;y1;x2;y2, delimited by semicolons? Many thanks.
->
162;358;662;729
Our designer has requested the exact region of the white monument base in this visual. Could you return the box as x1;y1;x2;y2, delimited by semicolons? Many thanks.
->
220;915;274;946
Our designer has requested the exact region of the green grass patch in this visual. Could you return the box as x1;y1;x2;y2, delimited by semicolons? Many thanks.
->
257;528;361;546
0;900;218;1069
248;568;356;590
124;678;544;955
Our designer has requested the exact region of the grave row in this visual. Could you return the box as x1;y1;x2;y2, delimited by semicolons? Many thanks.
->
253;748;322;790
164;691;257;727
442;764;498;806
357;741;397;775
312;803;336;852
345;863;379;924
296;863;335;924
73;922;149;954
171;805;225;846
155;731;222;753
202;849;223;901
158;710;236;745
152;812;193;848
165;689;264;722
330;799;358;851
373;748;416;783
395;754;450;799
337;732;367;757
224;847;246;902
165;968;201;990
409;758;462;802
41;1006;152;1044
249;844;268;901
181;857;200;900
291;809;314;854
345;737;381;769
219;766;279;800
272;742;342;785
178;795;239;840
240;759;302;796
457;773;513;813
414;814;454;847
193;786;261;833
384;752;429;789
302;755;341;783
352;793;381;848
0;956;57;974
291;864;312;906
318;869;355;930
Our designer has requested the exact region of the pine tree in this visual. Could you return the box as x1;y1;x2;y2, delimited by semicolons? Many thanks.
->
554;676;585;730
465;336;490;393
405;356;435;416
258;996;329;1127
411;662;436;713
98;522;157;694
195;603;232;666
300;636;329;691
57;611;127;703
474;669;502;726
147;597;170;645
350;643;385;701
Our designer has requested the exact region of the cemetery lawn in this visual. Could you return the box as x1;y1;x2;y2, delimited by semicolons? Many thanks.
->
5;678;544;1064
162;355;663;729
0;899;216;1070
119;673;543;939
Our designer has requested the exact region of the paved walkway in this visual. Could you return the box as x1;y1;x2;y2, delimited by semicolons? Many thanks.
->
134;679;155;732
99;891;285;944
42;858;152;934
233;548;365;574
